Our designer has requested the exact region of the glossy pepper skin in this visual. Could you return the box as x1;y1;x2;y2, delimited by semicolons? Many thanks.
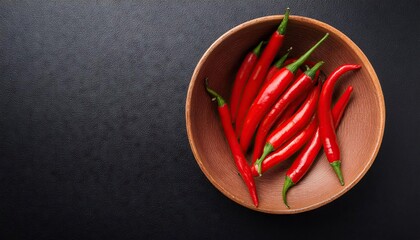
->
283;86;353;207
318;64;361;185
251;116;318;176
205;81;259;207
250;92;307;165
235;8;290;137
252;61;324;162
265;60;315;138
239;33;329;152
230;41;264;123
255;84;321;175
272;91;307;131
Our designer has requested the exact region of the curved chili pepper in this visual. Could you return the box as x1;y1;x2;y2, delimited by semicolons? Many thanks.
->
252;61;324;163
251;116;318;176
252;85;353;177
272;92;307;131
235;8;290;137
269;60;320;133
264;61;320;137
264;49;292;83
239;33;329;152
254;84;321;175
205;80;259;207
250;92;307;164
251;78;308;164
318;64;361;185
283;86;353;207
230;41;264;123
252;87;308;165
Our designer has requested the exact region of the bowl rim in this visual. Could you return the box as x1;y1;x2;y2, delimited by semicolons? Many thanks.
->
185;15;386;214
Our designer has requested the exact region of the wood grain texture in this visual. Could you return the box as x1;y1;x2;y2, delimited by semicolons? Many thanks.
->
186;16;385;214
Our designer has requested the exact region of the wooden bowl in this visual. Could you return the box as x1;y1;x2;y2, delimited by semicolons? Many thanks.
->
186;15;385;214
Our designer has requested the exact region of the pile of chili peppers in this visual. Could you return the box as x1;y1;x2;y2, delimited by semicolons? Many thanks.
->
205;8;361;208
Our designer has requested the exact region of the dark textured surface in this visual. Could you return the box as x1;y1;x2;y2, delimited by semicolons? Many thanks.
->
0;0;418;239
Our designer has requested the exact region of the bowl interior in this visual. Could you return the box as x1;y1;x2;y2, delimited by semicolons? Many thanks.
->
186;16;385;213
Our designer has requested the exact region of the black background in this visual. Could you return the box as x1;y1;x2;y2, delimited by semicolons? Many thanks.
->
0;1;419;239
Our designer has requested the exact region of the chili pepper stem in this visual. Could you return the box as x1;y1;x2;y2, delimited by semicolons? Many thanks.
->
274;48;292;68
253;41;265;57
205;79;225;106
286;33;329;74
277;8;290;35
305;61;324;79
255;143;274;176
331;161;344;186
282;176;294;208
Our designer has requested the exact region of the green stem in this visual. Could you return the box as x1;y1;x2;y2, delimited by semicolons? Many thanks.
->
205;78;226;106
274;47;292;68
253;41;265;57
331;161;344;186
254;143;274;176
286;33;329;74
304;61;324;79
282;176;294;208
277;8;290;35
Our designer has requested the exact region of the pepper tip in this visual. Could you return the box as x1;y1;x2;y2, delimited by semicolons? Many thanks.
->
331;161;345;186
278;8;290;35
255;161;263;176
282;176;294;208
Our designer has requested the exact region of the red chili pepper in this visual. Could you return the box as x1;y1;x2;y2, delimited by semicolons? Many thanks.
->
272;91;307;131
251;116;318;176
318;64;361;185
264;49;292;83
239;33;329;152
269;61;320;133
253;85;353;177
283;86;353;207
254;84;321;175
267;61;320;132
230;41;264;123
205;80;259;207
234;8;290;137
250;93;307;164
252;61;324;163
